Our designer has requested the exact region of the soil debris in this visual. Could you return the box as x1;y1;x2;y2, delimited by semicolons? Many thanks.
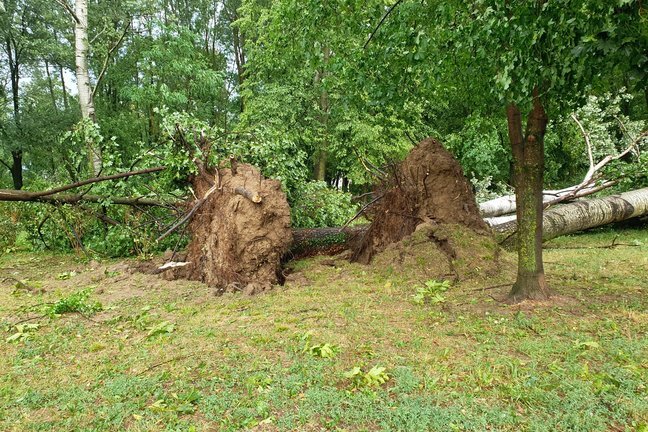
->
166;163;292;295
353;138;498;280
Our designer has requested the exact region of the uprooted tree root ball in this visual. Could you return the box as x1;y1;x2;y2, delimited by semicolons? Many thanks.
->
165;163;293;295
353;138;500;280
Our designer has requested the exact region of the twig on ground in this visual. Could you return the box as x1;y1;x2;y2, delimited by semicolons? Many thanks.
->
471;282;512;292
136;353;196;376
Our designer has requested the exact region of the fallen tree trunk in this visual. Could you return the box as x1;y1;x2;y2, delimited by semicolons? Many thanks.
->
290;187;648;251
493;187;648;241
287;225;367;258
480;181;616;218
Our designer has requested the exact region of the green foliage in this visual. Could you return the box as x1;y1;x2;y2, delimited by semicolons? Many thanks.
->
122;23;226;121
305;343;339;359
412;280;451;305
44;288;103;317
446;115;509;183
6;323;40;343
290;181;358;228
300;331;340;359
343;365;391;388
146;321;176;339
470;176;513;203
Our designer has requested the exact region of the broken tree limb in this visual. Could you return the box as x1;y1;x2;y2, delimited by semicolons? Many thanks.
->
480;127;647;218
0;166;166;199
234;187;262;203
483;180;618;225
156;183;220;242
480;181;617;218
0;166;170;207
0;190;171;207
493;187;648;242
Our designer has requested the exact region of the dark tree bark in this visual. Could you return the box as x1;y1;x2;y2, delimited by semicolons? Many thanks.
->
507;90;550;302
6;33;23;190
44;60;58;110
10;150;23;190
57;64;69;110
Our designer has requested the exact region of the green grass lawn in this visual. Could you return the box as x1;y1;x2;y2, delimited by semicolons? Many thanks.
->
1;227;647;431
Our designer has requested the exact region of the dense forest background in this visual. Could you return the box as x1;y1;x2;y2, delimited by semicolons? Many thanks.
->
1;0;646;256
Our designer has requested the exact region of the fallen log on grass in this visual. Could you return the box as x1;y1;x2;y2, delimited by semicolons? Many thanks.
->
493;187;648;242
480;181;616;218
480;127;646;218
292;187;648;251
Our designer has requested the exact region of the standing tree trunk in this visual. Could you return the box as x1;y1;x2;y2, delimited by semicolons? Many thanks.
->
74;0;100;176
507;90;550;301
313;45;330;182
44;60;58;110
6;34;22;190
10;150;23;190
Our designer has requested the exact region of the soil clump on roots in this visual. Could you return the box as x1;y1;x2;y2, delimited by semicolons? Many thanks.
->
353;138;500;281
167;163;292;295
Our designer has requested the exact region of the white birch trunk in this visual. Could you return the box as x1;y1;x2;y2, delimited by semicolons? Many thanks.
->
75;0;101;175
480;182;614;218
493;187;648;241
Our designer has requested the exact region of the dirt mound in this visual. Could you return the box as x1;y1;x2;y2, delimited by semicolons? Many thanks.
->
371;222;501;282
353;138;491;269
167;163;292;295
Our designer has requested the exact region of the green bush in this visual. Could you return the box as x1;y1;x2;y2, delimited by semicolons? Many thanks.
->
290;181;358;228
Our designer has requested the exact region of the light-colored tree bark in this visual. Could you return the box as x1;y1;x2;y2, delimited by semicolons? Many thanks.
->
480;126;646;219
493;187;648;241
483;181;617;224
74;0;101;175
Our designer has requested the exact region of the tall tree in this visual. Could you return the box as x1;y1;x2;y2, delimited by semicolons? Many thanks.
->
0;0;29;189
359;0;646;300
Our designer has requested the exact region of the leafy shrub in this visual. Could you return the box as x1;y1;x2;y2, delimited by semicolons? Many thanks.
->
45;288;103;317
291;181;358;228
343;365;391;388
6;323;40;343
412;280;450;305
305;343;339;359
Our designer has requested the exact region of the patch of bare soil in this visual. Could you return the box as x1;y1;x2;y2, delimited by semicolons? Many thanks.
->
166;163;292;295
353;137;501;281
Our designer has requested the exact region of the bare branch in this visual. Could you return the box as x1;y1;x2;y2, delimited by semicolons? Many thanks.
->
54;0;79;23
92;21;132;98
30;166;166;198
157;182;219;242
364;0;405;49
571;113;594;171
